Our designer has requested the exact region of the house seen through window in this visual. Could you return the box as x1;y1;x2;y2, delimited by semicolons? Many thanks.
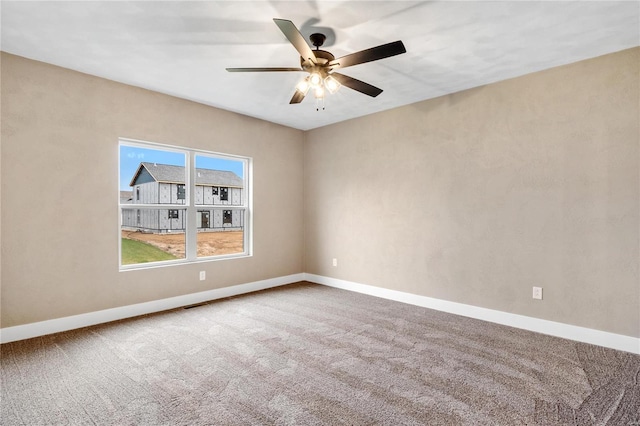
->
119;139;251;269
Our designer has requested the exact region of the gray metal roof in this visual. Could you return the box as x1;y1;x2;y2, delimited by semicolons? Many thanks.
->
131;162;243;188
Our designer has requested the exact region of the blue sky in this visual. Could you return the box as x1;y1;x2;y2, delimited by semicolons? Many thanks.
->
120;145;244;191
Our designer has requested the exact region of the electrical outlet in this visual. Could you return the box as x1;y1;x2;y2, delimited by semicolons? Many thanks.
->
199;271;206;281
332;258;338;267
532;287;543;300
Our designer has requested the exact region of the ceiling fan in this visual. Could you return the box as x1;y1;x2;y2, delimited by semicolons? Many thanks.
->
226;18;406;106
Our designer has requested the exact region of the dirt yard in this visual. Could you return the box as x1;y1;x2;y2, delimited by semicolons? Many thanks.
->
122;230;244;258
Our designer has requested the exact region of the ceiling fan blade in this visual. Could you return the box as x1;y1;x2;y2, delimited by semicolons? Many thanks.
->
331;73;383;97
329;40;406;69
273;18;317;63
289;90;306;104
226;67;303;72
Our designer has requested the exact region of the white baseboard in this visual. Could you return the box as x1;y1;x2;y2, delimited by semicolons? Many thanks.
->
0;273;305;344
305;273;640;355
3;272;638;355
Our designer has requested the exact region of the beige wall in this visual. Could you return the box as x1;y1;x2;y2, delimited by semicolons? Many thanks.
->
305;47;639;338
2;48;638;339
1;53;304;327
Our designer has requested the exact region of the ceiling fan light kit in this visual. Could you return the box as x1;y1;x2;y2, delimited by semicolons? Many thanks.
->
226;18;406;109
325;75;340;94
296;73;339;96
296;78;311;95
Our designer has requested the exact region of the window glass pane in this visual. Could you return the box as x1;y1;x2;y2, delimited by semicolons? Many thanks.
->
121;208;186;265
119;145;187;205
197;209;245;258
194;154;245;258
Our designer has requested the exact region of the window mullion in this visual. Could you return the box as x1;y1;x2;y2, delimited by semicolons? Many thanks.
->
186;151;197;261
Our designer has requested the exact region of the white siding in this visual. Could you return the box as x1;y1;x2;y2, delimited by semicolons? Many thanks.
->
125;182;241;232
196;186;242;206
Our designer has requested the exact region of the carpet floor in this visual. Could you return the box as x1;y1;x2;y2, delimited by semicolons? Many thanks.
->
1;282;638;425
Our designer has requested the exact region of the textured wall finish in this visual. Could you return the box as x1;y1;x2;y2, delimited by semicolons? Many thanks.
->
1;48;638;342
1;53;304;328
304;48;639;338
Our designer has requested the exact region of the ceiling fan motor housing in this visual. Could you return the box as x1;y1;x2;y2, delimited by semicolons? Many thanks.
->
301;48;335;78
300;32;335;77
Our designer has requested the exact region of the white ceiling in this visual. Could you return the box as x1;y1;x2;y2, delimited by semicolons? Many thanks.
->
2;1;638;131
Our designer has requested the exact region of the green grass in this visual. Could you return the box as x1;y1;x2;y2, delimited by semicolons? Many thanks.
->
121;238;178;265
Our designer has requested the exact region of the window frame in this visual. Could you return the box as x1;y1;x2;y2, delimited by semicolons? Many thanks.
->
119;138;252;270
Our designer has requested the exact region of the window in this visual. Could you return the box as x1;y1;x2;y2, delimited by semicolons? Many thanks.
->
199;211;210;228
119;139;251;269
177;184;185;200
223;210;232;224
